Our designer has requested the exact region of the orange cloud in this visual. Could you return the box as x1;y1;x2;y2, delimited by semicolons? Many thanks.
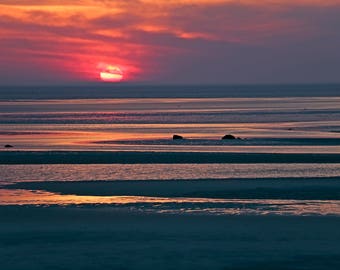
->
1;0;340;83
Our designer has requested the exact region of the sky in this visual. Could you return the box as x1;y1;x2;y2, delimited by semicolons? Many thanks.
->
0;0;340;85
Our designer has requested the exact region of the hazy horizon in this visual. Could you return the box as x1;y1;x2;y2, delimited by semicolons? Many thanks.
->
1;84;340;99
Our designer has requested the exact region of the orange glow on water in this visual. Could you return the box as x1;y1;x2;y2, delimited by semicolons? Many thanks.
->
1;189;340;216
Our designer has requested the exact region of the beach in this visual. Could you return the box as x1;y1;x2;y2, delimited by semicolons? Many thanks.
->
1;207;340;270
1;86;340;269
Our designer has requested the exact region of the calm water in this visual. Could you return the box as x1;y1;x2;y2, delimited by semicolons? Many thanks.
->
1;85;340;215
1;164;340;184
1;97;340;152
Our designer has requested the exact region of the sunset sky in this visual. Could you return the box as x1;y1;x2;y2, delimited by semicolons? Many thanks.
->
0;0;340;84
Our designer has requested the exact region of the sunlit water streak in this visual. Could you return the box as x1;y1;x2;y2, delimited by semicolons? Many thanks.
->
1;189;339;216
1;164;340;184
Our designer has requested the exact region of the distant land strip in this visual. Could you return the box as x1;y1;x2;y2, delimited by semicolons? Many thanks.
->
1;151;340;164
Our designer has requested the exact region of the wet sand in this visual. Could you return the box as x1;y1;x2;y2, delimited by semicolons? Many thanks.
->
2;151;340;164
1;206;340;270
6;177;340;200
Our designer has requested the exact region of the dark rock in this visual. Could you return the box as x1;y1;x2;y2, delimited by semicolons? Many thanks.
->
4;144;14;148
222;134;236;140
173;134;184;140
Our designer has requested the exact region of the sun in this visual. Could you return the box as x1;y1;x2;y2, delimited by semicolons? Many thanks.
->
99;64;123;82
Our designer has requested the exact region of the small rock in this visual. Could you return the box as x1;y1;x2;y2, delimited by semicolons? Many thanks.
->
173;134;184;140
222;134;236;140
4;144;14;148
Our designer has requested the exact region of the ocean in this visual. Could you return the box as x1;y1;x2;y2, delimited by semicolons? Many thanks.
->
1;84;340;269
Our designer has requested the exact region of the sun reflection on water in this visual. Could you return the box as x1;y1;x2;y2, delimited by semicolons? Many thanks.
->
1;189;340;216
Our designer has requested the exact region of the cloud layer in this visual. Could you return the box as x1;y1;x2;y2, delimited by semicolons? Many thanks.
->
1;0;340;84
